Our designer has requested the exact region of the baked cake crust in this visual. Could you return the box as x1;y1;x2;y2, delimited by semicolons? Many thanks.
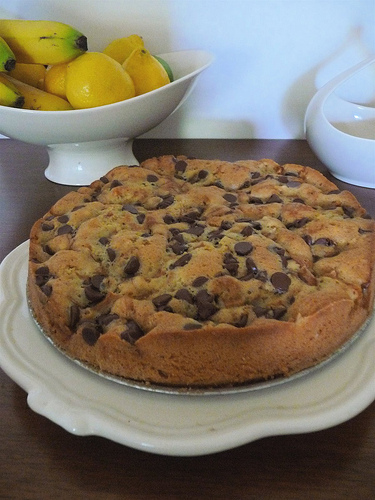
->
27;156;375;387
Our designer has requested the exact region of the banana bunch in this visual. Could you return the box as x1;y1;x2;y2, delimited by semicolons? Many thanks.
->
0;74;24;107
0;35;16;72
0;18;87;110
0;19;87;65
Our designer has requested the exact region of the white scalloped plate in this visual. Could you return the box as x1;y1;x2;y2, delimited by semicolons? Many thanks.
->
1;241;375;456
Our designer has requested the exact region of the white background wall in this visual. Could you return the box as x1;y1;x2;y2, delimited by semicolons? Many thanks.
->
1;0;374;139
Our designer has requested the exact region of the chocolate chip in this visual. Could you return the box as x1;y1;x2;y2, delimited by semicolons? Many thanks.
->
239;180;251;189
183;323;203;330
147;174;159;183
163;214;176;224
82;324;101;346
97;313;119;327
90;274;105;290
122;204;138;214
343;206;355;218
100;176;109;184
120;320;144;344
175;288;194;303
186;223;205;236
271;272;291;293
207;229;224;241
157;195;174;209
246;257;258;274
43;245;54;256
195;290;218;320
248;196;263;205
172;232;185;244
35;266;50;276
254;305;267;317
192;276;208;287
272;307;287;319
234;313;248;328
69;304;80;329
41;284;52;297
99;236;109;245
41;222;54;231
234;241;253;256
170;241;188;255
286;217;310;229
136;214;146;224
179;210;202;223
220;220;232;230
170;253;192;269
85;285;106;303
152;294;172;308
303;235;313;246
287;180;301;188
110;179;122;189
174;160;187;175
57;224;73;235
241;225;253;237
277;175;289;184
124;256;140;276
57;215;69;223
314;238;335;246
198;169;208;180
223;253;239;276
107;248;116;261
267;194;282;204
223;193;237;203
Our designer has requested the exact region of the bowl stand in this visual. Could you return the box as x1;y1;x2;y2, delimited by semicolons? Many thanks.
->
45;137;138;186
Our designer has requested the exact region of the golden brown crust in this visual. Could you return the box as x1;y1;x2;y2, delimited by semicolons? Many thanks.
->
27;156;375;387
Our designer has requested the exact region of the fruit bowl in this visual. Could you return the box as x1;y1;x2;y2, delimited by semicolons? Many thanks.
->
0;50;214;185
305;56;375;189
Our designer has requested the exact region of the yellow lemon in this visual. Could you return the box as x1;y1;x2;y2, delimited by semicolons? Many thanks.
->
9;62;46;89
44;62;69;98
102;34;144;64
123;48;170;96
65;52;135;109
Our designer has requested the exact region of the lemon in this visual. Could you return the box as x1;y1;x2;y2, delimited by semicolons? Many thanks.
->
44;62;69;98
65;52;135;109
123;48;170;96
153;55;174;82
102;34;144;64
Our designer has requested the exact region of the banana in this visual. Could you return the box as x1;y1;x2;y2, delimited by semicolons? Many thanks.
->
0;73;73;110
0;35;16;72
0;19;88;65
10;62;46;88
0;74;24;107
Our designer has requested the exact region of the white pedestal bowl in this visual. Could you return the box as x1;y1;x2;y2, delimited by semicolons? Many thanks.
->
0;50;214;185
304;57;375;189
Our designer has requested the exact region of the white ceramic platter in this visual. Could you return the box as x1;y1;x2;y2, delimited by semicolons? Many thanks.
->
1;241;375;456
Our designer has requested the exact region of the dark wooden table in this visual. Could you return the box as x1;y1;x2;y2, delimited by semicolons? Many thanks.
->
0;139;374;500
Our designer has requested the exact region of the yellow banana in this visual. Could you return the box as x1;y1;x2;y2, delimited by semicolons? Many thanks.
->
0;74;24;107
0;73;73;110
10;62;46;88
0;35;16;72
0;19;88;65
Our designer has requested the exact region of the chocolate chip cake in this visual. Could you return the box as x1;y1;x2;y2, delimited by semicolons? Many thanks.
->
27;156;375;388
